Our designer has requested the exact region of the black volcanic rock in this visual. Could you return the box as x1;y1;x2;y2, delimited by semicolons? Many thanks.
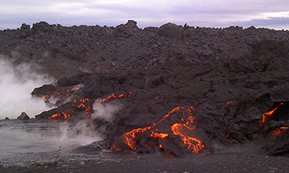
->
1;20;289;79
32;21;51;32
32;84;56;96
17;112;30;120
114;20;140;38
20;23;30;30
158;23;182;38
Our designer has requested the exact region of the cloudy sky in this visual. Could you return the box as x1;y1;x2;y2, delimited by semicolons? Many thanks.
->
1;0;289;30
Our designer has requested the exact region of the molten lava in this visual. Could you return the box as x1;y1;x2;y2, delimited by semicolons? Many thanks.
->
151;132;169;138
48;97;92;120
48;112;71;120
96;92;131;104
122;106;205;154
269;126;289;135
42;84;82;106
171;116;205;153
262;102;284;124
73;97;92;118
260;102;289;136
48;92;130;120
49;113;61;119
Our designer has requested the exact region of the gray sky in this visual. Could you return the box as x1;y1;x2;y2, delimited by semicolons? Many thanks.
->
1;0;289;30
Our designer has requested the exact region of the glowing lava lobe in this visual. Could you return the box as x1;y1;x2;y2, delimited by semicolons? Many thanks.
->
121;106;205;154
49;113;62;119
96;93;131;104
48;112;71;120
171;121;205;153
123;127;152;151
48;92;130;120
269;126;289;135
73;98;92;118
42;84;82;106
262;102;284;124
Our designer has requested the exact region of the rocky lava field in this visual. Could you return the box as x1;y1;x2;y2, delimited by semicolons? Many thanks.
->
1;20;289;171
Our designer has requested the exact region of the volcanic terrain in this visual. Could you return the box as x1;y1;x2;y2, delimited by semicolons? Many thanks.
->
1;20;289;172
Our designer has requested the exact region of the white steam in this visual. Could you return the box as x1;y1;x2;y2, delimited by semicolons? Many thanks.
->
53;102;122;146
0;57;54;119
0;102;122;156
55;120;102;146
42;102;121;147
91;101;121;121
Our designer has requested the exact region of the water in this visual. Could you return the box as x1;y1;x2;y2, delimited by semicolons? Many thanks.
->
0;119;101;166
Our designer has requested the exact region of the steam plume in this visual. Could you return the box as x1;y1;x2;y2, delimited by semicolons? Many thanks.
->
91;101;121;121
0;57;54;119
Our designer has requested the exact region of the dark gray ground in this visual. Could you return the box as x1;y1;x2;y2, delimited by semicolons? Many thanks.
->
2;145;289;173
0;120;289;173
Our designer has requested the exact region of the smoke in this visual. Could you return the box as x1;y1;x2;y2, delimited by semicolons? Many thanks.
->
0;57;54;119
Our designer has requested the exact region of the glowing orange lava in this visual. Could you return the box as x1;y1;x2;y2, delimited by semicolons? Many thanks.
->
48;97;92;120
122;106;205;154
73;98;92;118
262;102;284;124
171;122;205;153
151;132;169;138
48;92;130;120
42;84;82;106
96;93;131;103
49;113;62;119
48;112;71;120
269;126;289;135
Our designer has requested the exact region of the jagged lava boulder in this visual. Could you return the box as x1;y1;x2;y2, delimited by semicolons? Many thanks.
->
17;112;30;120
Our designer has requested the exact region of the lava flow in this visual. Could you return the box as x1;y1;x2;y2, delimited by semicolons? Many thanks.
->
270;126;289;135
261;102;289;135
121;106;205;154
42;84;82;106
48;97;92;120
48;112;71;120
262;102;284;124
96;92;131;104
73;98;92;118
171;115;205;153
48;92;130;120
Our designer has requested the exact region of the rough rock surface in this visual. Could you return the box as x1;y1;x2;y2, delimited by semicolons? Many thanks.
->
1;21;289;156
1;20;289;79
32;39;289;156
17;112;30;120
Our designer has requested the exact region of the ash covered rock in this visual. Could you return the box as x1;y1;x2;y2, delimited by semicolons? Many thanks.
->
17;112;30;120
